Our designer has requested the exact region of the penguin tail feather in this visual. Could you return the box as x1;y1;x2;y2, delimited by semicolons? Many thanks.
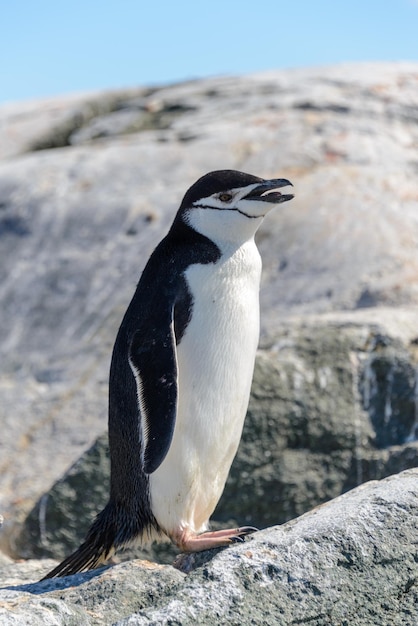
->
40;539;113;580
41;501;126;580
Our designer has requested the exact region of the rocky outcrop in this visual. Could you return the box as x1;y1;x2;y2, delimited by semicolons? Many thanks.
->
1;64;418;614
1;471;417;625
1;64;418;536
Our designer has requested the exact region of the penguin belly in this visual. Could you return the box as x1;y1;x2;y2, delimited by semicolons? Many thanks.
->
148;240;262;537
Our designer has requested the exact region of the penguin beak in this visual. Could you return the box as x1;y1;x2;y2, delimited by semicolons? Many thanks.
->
244;179;294;204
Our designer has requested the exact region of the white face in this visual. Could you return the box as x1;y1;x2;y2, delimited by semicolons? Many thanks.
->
184;183;285;247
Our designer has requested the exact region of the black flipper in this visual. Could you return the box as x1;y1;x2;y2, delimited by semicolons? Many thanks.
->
129;311;178;475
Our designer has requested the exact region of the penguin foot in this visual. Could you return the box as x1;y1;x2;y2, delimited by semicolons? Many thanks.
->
172;526;258;552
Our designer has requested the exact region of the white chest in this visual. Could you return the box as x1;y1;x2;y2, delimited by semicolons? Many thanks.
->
181;239;262;374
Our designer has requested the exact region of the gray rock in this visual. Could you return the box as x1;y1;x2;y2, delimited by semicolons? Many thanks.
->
1;62;418;558
0;558;184;626
1;471;417;626
0;87;150;160
15;319;418;565
218;320;418;527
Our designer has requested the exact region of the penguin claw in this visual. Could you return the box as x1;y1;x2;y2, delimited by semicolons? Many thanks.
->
230;526;258;542
237;526;259;535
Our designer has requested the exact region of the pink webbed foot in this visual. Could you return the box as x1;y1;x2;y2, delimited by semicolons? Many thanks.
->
172;526;258;552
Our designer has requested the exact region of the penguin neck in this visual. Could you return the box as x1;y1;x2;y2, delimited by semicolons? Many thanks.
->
180;207;263;253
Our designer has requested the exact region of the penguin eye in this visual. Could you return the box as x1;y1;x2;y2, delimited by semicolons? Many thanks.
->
219;193;233;203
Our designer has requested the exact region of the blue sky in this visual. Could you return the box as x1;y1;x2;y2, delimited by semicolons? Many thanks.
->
1;0;418;103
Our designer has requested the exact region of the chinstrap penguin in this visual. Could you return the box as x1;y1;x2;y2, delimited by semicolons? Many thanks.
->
43;169;294;578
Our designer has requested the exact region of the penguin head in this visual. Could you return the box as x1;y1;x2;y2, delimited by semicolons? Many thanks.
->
178;170;294;245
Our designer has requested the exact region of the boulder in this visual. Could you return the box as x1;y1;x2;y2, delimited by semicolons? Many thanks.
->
1;470;417;626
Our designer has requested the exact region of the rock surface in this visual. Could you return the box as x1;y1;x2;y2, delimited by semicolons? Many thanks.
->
1;61;418;568
1;471;417;625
